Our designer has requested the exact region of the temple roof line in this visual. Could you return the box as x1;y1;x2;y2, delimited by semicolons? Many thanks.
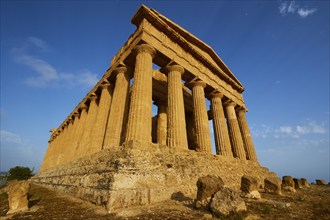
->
132;4;244;91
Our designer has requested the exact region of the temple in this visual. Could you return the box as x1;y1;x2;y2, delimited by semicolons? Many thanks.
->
33;5;275;211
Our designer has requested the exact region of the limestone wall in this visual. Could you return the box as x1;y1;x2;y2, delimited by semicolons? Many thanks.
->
33;143;276;211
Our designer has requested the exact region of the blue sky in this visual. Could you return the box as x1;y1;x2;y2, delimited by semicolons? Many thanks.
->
1;1;329;182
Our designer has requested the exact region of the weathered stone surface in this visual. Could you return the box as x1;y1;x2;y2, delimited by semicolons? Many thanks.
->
293;178;303;189
210;187;247;217
282;176;294;188
316;179;327;185
282;186;296;192
196;175;224;202
300;178;309;187
264;177;282;195
6;180;30;214
241;175;259;193
33;145;276;211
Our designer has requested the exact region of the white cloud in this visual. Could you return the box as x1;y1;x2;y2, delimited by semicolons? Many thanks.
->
0;130;26;145
12;37;98;89
279;2;288;15
252;120;328;140
297;8;317;18
278;1;317;18
277;126;292;134
287;1;298;13
27;37;49;52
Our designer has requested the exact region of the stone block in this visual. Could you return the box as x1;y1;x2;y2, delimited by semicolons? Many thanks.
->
196;175;224;201
282;176;294;188
300;178;309;187
6;180;30;215
293;178;303;189
210;187;246;217
240;175;259;193
316;179;327;185
264;177;282;195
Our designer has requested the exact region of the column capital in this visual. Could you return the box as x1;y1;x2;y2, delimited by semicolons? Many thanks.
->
99;81;111;90
189;80;207;88
134;44;156;57
114;66;127;75
164;64;185;75
88;93;98;102
210;91;224;99
80;104;88;111
224;100;237;107
236;106;248;113
67;118;73;124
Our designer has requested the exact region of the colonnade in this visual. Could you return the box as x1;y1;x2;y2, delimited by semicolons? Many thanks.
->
40;43;257;172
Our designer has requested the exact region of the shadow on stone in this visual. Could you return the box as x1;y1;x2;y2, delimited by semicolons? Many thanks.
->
171;192;192;202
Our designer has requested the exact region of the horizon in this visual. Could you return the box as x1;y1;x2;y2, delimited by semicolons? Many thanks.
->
1;1;329;183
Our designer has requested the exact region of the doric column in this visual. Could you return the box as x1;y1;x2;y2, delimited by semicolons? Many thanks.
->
237;108;258;161
224;101;246;160
64;112;80;163
165;65;188;150
61;118;74;164
56;123;68;166
104;66;130;148
125;44;156;143
190;80;212;153
90;81;113;151
74;105;88;155
77;94;99;157
210;92;233;157
154;100;167;145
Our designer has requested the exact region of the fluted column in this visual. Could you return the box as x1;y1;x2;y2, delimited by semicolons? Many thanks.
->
237;108;258;161
104;66;130;147
90;82;113;152
190;80;212;153
165;65;188;150
210;92;233;157
77;94;99;157
74;105;88;155
224;101;246;160
154;100;167;145
64;112;80;163
61;118;74;164
125;44;156;143
56;123;68;166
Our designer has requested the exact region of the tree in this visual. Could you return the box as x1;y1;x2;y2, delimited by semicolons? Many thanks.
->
7;166;34;181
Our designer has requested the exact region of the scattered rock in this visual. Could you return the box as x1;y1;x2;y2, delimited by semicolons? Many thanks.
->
203;213;213;219
210;187;246;217
282;186;296;193
243;190;261;199
6;180;30;215
196;175;224;202
300;178;309;187
241;175;259;193
316;179;327;185
293;178;303;189
265;199;291;208
282;176;294;188
264;177;282;195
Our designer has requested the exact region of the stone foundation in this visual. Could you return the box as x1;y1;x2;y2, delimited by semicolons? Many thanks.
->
33;143;276;212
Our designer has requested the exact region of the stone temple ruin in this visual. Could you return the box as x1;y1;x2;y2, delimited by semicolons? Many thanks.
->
33;5;276;211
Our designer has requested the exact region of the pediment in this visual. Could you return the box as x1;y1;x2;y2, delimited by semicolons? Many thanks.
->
132;5;244;91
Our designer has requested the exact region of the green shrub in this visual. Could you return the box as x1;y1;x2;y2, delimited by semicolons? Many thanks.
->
7;166;34;181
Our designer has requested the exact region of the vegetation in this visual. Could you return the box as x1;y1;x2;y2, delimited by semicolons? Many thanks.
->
7;166;34;181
